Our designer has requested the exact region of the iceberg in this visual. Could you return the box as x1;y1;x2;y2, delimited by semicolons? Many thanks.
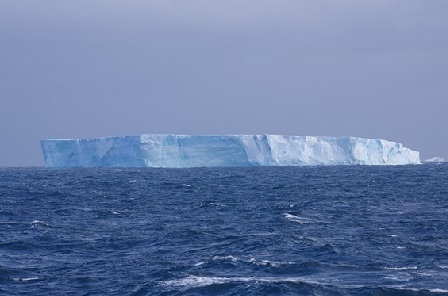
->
424;157;445;163
40;134;420;168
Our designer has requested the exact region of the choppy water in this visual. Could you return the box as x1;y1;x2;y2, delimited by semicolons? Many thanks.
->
1;165;448;295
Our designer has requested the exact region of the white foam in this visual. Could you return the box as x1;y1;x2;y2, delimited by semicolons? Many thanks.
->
207;256;294;267
31;220;50;227
430;289;448;293
384;273;413;282
212;255;238;262
161;275;322;288
13;277;39;282
161;275;372;290
249;258;294;267
392;287;448;293
284;213;314;224
161;276;448;293
162;276;233;287
384;266;417;270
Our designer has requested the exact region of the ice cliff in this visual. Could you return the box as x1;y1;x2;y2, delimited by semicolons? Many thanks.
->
41;135;421;168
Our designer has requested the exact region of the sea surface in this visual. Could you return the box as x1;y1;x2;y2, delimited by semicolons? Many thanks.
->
1;165;448;295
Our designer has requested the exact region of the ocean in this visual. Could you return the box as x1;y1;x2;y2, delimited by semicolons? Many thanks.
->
1;165;447;295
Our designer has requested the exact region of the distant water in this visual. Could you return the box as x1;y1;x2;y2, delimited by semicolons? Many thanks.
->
1;165;448;295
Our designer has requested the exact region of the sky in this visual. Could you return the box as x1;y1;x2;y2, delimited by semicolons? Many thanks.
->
1;0;447;166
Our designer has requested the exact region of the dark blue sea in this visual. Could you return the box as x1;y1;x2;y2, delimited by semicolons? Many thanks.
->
1;165;448;295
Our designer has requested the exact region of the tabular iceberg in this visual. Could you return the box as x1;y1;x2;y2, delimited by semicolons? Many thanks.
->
41;135;420;168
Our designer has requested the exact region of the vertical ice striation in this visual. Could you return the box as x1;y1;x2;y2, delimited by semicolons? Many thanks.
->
41;135;420;168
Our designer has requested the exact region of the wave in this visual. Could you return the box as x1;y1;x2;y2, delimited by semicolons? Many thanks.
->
30;220;51;228
284;213;314;224
161;276;448;295
248;258;294;267
391;286;448;294
212;255;238;262
12;277;39;282
384;266;418;270
160;275;324;288
209;255;294;267
384;273;413;282
429;289;448;293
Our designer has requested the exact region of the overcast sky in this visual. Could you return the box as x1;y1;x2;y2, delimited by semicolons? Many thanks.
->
1;0;447;166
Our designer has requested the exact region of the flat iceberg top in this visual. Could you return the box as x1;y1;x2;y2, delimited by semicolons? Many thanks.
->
41;134;421;168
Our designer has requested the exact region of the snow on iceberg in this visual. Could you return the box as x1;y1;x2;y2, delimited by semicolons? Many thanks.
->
40;135;421;168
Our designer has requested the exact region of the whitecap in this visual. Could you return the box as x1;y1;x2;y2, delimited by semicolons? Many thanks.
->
212;256;294;267
161;275;368;289
391;286;448;293
162;275;235;287
384;266;417;270
161;275;322;288
284;213;314;224
249;258;293;267
430;288;448;293
13;277;39;282
384;273;413;282
212;255;238;262
31;220;50;227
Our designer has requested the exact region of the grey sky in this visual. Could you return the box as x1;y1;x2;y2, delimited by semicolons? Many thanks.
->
1;0;447;166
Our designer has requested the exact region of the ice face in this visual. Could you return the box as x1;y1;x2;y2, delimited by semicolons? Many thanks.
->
41;134;421;168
